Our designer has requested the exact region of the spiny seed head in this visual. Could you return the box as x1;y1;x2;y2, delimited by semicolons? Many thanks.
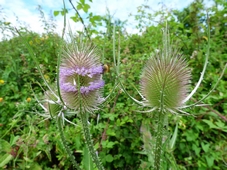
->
59;33;104;112
140;49;191;111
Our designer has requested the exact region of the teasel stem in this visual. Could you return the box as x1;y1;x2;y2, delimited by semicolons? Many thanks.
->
154;111;165;170
154;85;166;170
79;112;104;170
56;115;81;170
76;75;104;170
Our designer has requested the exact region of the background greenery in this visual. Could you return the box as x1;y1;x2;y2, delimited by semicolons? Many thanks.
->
0;0;227;169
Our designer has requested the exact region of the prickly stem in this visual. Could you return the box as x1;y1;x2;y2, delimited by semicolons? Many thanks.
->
57;116;81;170
79;112;104;170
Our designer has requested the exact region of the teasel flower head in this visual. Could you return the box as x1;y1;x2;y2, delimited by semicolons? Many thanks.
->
59;33;105;112
140;48;191;113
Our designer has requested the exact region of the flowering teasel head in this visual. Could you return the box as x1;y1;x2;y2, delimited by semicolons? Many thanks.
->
140;49;191;113
59;34;105;112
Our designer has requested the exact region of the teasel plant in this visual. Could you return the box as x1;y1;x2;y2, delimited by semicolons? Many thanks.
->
19;17;121;169
118;19;227;169
16;0;105;169
20;29;109;170
16;22;105;170
59;29;107;170
16;1;120;169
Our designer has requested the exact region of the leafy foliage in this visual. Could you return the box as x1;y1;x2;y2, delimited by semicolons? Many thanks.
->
0;0;227;169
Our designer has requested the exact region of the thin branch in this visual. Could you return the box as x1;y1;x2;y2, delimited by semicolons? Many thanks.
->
62;0;67;38
69;0;91;40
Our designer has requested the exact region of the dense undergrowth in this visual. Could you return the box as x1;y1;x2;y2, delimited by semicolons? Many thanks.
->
0;0;227;169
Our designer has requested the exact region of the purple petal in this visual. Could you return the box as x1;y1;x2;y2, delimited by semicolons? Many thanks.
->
79;80;105;94
60;82;77;92
60;65;103;77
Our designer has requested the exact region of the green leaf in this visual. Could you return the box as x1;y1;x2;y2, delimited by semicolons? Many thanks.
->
165;152;179;170
169;123;178;149
201;142;210;153
71;16;80;23
53;11;59;16
215;120;225;128
29;163;42;170
80;0;85;4
184;129;198;141
77;3;82;10
101;140;116;149
105;154;113;163
202;119;217;129
83;145;94;170
91;15;102;21
116;119;121;126
107;141;116;148
9;135;19;146
83;4;90;13
205;155;214;167
44;146;52;161
0;153;13;168
0;139;11;152
106;128;116;136
192;143;201;156
60;8;68;15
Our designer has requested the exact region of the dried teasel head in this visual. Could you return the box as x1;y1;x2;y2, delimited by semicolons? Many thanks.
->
140;49;191;112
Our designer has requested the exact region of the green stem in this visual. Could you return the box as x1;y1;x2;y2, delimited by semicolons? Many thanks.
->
154;111;165;170
79;112;104;170
57;116;81;170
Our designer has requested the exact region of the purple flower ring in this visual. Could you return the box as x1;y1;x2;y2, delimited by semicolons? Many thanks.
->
59;37;105;112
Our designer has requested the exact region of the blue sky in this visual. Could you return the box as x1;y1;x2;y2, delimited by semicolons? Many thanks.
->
0;0;213;39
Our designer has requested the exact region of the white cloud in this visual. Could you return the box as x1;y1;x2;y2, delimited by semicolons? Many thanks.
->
0;0;211;40
0;0;84;40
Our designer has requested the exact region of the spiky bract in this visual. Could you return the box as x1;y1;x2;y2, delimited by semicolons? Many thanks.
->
140;50;191;112
45;89;62;118
59;34;104;112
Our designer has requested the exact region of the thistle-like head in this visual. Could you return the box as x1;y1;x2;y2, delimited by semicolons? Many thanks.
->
59;33;104;112
140;49;191;112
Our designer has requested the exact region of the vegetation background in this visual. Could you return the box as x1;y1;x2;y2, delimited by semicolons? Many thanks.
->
0;0;227;169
